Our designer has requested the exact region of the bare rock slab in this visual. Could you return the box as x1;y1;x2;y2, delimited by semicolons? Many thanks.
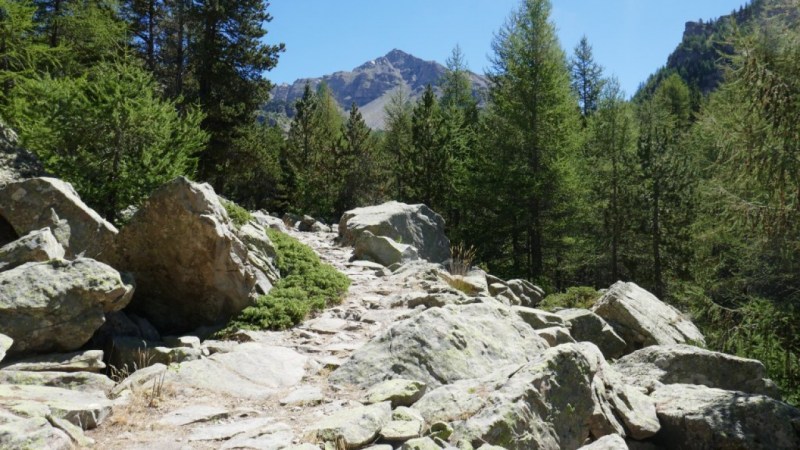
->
330;303;549;389
0;384;112;429
578;434;628;450
158;405;230;427
167;343;307;399
592;281;705;354
413;343;659;449
307;401;392;449
651;383;800;450
0;349;105;373
614;344;779;397
0;416;72;450
0;258;134;356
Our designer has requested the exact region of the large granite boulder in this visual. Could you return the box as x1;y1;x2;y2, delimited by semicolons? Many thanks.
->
111;177;275;332
0;120;43;188
0;258;134;356
555;308;627;359
592;281;705;354
354;230;419;267
330;303;550;389
413;343;659;449
0;177;117;258
651;384;800;449
614;344;779;397
0;228;64;271
339;201;450;263
307;402;392;448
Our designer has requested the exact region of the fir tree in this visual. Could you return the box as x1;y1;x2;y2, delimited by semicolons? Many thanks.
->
570;35;604;121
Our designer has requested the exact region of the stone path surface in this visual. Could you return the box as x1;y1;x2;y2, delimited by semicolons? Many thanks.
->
88;229;421;449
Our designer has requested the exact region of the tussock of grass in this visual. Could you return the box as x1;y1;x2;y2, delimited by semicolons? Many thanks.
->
219;229;350;334
221;198;252;228
540;286;601;311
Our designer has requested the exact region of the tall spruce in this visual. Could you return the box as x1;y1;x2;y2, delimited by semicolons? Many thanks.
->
192;0;283;189
482;0;580;282
570;35;604;121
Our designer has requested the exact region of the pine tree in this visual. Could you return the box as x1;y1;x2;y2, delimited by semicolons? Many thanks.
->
585;78;639;283
570;35;604;121
482;0;581;282
410;84;446;209
0;0;56;102
382;88;414;199
192;0;284;188
333;102;374;217
8;59;207;221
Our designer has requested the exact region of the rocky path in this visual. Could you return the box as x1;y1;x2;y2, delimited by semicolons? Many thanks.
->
88;228;420;449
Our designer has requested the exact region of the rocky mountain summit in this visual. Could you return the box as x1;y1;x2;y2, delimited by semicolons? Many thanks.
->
266;49;489;129
1;125;799;449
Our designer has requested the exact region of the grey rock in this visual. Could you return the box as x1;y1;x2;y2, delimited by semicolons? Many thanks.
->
555;308;627;359
0;121;44;190
251;210;289;233
381;418;423;441
220;422;294;450
158;405;229;426
0;258;134;356
163;335;201;350
339;201;450;263
354;230;419;267
166;343;307;399
330;303;549;389
110;363;168;398
651;383;800;450
0;350;105;373
107;336;201;372
0;334;11;363
0;416;71;450
280;386;324;406
505;279;544;307
188;416;277;441
413;343;659;449
365;379;427;407
307;401;392;448
46;413;95;447
0;228;64;271
592;281;705;354
512;306;565;329
401;436;442;450
578;434;627;450
0;370;115;395
0;177;117;258
110;177;275;332
237;221;280;292
0;383;113;429
535;326;576;347
615;344;780;397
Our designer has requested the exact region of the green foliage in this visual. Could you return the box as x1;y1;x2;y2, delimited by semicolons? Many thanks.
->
540;286;602;311
0;0;56;103
7;59;207;221
570;35;605;120
220;198;252;228
220;229;350;333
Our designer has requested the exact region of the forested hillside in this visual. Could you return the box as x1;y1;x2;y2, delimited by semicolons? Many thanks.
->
0;0;798;404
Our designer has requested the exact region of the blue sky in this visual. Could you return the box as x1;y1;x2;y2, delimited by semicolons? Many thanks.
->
265;0;749;96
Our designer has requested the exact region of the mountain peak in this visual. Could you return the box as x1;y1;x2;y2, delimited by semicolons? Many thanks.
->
267;50;488;129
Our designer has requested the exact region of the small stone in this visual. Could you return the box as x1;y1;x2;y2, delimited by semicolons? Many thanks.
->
428;421;453;441
381;419;423;441
163;336;201;349
401;436;441;450
365;379;427;407
280;386;324;406
158;405;229;427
